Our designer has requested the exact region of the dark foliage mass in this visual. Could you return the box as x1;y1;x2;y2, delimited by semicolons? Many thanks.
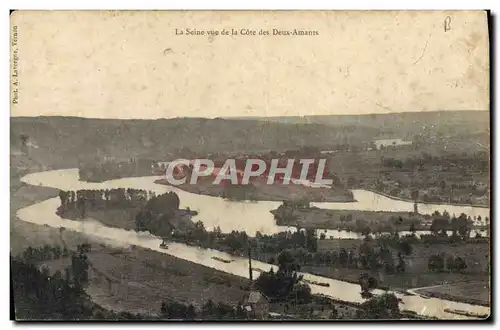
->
135;191;182;236
57;188;158;217
79;158;156;182
254;250;312;303
358;293;401;319
11;247;248;320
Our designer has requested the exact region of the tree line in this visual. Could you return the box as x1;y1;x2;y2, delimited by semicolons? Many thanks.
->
57;188;160;217
275;203;487;241
427;254;467;273
428;211;480;240
163;220;414;276
78;158;156;183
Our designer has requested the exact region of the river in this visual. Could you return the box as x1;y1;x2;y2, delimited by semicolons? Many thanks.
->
17;169;490;319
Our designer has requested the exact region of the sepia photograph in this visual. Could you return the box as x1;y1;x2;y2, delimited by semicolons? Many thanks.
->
9;10;491;321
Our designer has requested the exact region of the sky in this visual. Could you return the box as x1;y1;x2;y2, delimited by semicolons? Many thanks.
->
10;10;490;119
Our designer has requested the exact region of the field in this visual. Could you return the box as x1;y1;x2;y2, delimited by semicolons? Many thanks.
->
317;240;490;273
304;239;490;306
325;147;489;207
40;244;251;315
269;300;360;320
303;265;488;294
412;281;490;307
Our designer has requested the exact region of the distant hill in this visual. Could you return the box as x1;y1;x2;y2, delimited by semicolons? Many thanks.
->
10;111;490;170
223;110;490;138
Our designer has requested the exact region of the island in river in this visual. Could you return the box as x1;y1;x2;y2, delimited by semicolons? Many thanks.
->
154;175;355;203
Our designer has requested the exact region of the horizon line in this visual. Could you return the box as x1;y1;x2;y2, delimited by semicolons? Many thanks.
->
10;109;490;121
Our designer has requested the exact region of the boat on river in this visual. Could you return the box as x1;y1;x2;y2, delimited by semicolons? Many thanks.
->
251;267;267;273
211;256;232;263
304;279;330;287
444;309;488;318
159;240;169;250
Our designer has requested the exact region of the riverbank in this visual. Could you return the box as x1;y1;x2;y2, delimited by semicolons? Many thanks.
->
271;205;489;238
364;188;490;209
271;206;421;233
410;281;490;308
10;177;64;255
302;266;489;302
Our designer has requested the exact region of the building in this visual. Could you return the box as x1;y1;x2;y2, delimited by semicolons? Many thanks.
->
374;138;413;149
243;291;270;320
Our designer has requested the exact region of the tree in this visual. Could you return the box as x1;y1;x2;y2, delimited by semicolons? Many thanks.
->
20;134;29;147
11;254;118;320
277;250;301;275
305;228;318;252
291;283;312;304
409;223;416;236
430;218;449;236
396;252;406;273
428;254;445;272
201;300;215;318
135;211;149;232
399;240;413;256
457;213;471;240
358;242;375;269
339;248;348;267
454;257;467;273
382;253;396;274
186;304;196;320
439;180;447;190
194;220;207;241
446;255;456;272
235;302;246;319
255;250;310;302
330;306;338;319
360;293;400;319
359;272;377;298
58;190;69;206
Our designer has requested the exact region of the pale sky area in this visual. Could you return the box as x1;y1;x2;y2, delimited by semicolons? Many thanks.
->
10;10;489;119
